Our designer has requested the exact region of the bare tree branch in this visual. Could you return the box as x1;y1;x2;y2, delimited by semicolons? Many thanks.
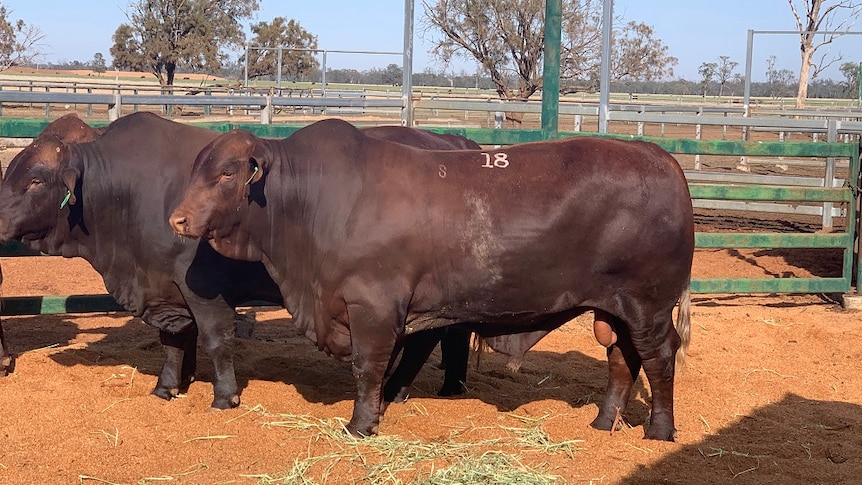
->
788;0;862;107
0;7;45;72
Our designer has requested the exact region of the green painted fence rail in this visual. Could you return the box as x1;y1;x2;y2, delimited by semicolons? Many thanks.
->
695;232;852;249
688;184;852;203
0;121;860;315
1;295;124;315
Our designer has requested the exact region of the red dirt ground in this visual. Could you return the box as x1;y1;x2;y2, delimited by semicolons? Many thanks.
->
0;124;860;483
0;236;860;484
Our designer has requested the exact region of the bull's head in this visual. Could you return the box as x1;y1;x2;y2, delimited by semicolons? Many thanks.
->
169;129;269;261
0;135;81;242
0;115;98;243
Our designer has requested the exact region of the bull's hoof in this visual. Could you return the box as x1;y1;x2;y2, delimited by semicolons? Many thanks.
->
0;354;15;376
644;427;677;441
211;394;241;410
151;386;180;401
345;421;378;438
178;375;195;393
437;382;465;397
382;383;410;404
644;421;677;441
390;389;410;403
589;415;616;432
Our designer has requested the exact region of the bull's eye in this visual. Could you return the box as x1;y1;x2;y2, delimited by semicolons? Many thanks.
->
27;178;44;190
219;170;235;183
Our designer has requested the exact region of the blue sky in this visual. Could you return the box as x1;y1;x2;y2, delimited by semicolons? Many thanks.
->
4;0;862;81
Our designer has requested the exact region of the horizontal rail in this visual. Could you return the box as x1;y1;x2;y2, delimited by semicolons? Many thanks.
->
695;232;851;248
0;295;125;315
692;199;844;217
0;90;116;105
691;277;849;294
688;184;851;202
684;170;842;187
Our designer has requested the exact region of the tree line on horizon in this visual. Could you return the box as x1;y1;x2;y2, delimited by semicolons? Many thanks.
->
2;0;862;107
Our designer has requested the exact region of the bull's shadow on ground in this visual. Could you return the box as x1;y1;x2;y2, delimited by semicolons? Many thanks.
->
2;311;650;421
721;247;843;279
0;314;98;354
617;394;860;484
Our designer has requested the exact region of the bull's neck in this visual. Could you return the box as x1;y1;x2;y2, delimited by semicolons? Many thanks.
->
257;140;320;316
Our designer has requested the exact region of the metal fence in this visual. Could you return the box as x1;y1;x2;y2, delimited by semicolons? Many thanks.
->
0;92;860;313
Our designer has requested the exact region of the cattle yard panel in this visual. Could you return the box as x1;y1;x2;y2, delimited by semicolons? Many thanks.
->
0;122;859;315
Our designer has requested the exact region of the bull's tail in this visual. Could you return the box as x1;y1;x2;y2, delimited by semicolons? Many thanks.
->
674;276;692;370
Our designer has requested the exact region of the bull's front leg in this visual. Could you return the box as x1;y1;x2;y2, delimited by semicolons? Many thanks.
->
196;312;240;409
344;302;400;437
153;326;198;400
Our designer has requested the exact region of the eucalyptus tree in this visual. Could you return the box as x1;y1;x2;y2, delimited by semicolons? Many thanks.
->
245;17;318;82
110;0;259;87
788;0;862;107
423;0;676;101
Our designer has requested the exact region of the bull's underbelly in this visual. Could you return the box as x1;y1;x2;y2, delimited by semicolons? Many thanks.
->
403;295;585;335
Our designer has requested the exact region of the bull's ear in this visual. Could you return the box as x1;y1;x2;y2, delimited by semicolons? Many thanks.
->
59;150;82;206
248;140;270;185
59;166;79;206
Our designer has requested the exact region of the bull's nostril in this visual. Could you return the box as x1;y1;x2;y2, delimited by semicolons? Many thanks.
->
170;215;187;231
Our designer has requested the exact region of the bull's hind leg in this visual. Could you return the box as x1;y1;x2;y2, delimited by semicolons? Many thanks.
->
591;310;641;432
437;326;470;396
383;328;446;404
0;322;15;376
636;309;681;441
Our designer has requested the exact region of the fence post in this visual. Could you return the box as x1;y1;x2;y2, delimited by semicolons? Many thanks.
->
822;119;838;231
694;108;703;170
637;106;645;136
108;93;122;121
261;96;272;124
